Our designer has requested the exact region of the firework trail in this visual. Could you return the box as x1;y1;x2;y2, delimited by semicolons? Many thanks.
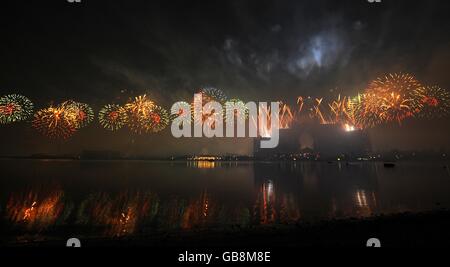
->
297;97;305;114
279;101;294;129
328;95;355;126
294;96;328;124
312;98;327;124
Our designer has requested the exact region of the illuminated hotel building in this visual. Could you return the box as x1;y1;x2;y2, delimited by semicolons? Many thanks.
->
254;123;371;160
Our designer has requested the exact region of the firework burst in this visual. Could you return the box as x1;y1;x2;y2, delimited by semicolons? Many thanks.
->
351;93;386;128
225;99;249;122
198;87;228;104
143;105;170;133
419;85;450;118
125;95;156;134
379;92;417;123
61;100;94;129
170;101;191;120
98;104;128;131
367;73;425;124
33;106;77;140
125;95;155;117
0;94;34;124
190;93;224;130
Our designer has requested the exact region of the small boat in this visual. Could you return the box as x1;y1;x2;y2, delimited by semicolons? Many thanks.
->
384;162;396;168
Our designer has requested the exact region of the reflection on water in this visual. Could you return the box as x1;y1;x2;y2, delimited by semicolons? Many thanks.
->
76;191;158;237
255;180;276;225
181;190;211;229
188;160;217;169
6;186;65;230
1;160;449;242
354;190;377;217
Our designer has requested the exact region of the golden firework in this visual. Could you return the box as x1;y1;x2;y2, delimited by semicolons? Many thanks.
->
61;100;94;129
125;95;156;134
366;73;425;124
351;93;384;128
33;106;77;140
279;101;294;129
328;94;356;126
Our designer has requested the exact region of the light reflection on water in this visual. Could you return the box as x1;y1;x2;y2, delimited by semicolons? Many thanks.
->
6;186;65;230
0;160;449;242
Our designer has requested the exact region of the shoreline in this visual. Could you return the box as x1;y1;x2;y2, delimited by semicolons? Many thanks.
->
0;157;448;164
4;209;450;247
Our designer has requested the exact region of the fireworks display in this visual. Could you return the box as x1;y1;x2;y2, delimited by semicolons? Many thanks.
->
170;101;191;119
0;94;34;125
191;89;227;129
295;96;326;124
328;95;354;126
33;106;77;140
125;95;155;118
101;95;171;134
225;99;249;122
351;93;385;128
143;105;170;133
170;101;192;132
419;85;450;119
199;87;228;104
98;104;128;131
125;95;156;134
61;100;94;129
366;73;425;124
277;74;448;130
279;101;294;129
3;73;449;140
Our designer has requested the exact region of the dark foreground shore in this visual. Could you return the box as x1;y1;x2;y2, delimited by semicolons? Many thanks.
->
4;209;450;248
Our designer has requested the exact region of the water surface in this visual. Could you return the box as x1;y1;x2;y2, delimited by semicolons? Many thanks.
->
1;159;449;243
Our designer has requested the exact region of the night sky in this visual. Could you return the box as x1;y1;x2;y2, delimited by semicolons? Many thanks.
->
0;0;449;156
